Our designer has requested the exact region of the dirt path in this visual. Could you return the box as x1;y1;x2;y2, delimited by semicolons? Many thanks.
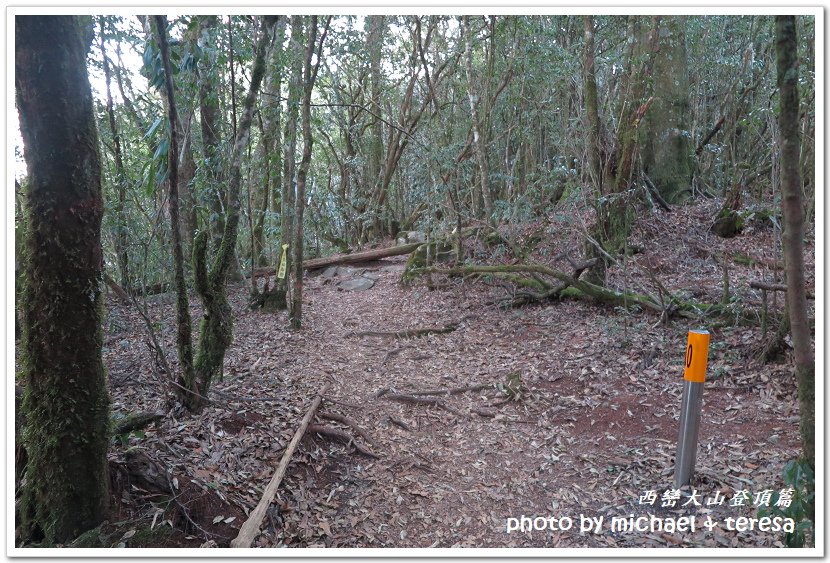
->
105;230;803;548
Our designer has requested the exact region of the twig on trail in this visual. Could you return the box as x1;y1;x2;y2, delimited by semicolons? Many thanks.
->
382;345;412;363
324;397;364;409
211;389;281;403
386;416;415;432
307;424;381;458
231;384;329;548
408;383;496;397
319;411;379;448
383;393;465;417
349;324;458;339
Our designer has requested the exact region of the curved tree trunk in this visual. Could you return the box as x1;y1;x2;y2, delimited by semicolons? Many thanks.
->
16;15;110;543
190;15;279;410
153;16;197;408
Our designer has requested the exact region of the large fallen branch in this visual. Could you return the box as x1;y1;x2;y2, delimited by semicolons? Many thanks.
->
231;384;329;548
419;263;701;318
253;243;423;277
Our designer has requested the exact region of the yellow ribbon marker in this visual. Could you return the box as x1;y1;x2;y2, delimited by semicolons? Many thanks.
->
277;244;289;279
683;329;710;383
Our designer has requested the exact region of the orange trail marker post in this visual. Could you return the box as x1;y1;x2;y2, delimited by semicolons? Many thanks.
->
674;330;710;488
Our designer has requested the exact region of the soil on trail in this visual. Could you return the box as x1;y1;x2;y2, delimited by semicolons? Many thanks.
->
100;200;809;549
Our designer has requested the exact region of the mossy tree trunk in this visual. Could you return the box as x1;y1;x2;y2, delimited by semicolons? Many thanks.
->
642;16;693;204
157;16;277;412
15;15;111;543
586;16;654;286
776;15;814;469
197;15;226;255
153;16;197;407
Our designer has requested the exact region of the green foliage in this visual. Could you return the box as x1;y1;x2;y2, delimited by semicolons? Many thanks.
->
759;459;815;547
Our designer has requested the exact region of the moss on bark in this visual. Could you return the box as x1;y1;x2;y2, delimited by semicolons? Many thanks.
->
15;15;110;543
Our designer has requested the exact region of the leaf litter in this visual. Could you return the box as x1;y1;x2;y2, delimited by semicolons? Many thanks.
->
99;199;812;548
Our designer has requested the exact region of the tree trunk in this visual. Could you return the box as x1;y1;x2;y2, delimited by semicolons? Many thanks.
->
188;16;278;410
277;16;304;306
153;16;197;408
16;15;110;543
463;16;495;225
583;16;603;193
776;15;814;469
197;15;226;254
99;16;130;289
366;15;385;235
292;16;325;329
642;16;693;204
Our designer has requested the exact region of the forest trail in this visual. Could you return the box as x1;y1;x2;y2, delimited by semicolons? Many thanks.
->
104;202;805;548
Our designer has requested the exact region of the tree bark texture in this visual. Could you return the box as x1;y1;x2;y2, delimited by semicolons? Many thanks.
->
292;16;323;329
154;15;197;408
642;16;693;204
190;15;278;409
15;15;111;543
278;16;304;302
775;15;814;469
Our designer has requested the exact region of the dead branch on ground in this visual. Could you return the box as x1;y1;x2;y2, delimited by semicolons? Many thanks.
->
383;393;465;417
307;424;380;458
319;411;379;448
231;384;329;548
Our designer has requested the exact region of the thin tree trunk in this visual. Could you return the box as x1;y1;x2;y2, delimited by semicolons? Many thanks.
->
463;16;495;225
16;15;111;543
277;16;303;305
99;16;130;289
776;15;814;469
292;16;324;329
189;15;278;410
153;15;197;406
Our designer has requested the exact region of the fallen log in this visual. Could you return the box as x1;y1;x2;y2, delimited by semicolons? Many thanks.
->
253;243;423;278
420;263;702;318
231;384;329;549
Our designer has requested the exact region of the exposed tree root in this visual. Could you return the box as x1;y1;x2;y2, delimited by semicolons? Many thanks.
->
307;424;380;458
383;393;465;417
408;383;496;397
318;411;379;449
385;416;415;432
112;412;165;436
350;324;457;338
